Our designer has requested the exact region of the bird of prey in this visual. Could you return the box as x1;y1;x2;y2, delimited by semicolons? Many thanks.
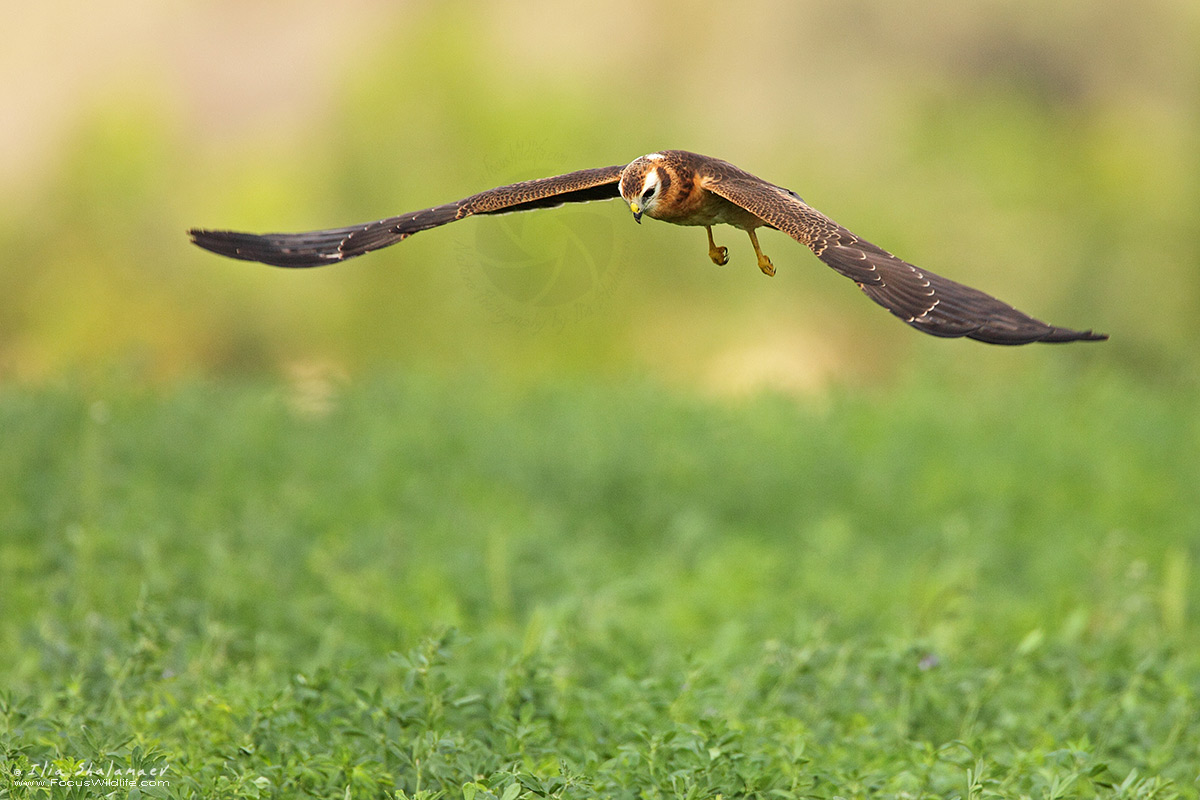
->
190;150;1106;344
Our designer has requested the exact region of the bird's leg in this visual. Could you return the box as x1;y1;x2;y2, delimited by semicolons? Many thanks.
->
747;228;775;277
705;226;729;266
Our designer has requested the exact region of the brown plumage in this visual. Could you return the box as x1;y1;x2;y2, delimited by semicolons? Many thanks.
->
189;149;1106;344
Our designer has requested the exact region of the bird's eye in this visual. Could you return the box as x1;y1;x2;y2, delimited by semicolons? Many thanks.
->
641;186;654;200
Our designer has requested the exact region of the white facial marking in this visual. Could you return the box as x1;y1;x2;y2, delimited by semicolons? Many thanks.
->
645;152;665;161
640;169;660;197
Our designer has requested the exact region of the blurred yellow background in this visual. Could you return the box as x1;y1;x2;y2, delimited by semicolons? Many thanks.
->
3;0;1196;391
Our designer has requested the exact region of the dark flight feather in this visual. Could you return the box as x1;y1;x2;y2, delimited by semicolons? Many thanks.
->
189;166;624;269
703;167;1105;344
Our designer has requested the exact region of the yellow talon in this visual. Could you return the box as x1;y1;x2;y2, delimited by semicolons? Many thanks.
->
748;229;775;277
705;226;729;266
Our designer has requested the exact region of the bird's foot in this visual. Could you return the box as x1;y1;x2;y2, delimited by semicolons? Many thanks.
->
708;245;729;266
757;254;775;277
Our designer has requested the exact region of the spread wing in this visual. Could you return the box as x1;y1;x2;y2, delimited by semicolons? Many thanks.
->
189;165;625;268
703;168;1106;345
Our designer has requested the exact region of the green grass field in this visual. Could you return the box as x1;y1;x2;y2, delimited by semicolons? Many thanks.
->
2;366;1198;799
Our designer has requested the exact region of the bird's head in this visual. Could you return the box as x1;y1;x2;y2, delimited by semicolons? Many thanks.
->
619;154;670;224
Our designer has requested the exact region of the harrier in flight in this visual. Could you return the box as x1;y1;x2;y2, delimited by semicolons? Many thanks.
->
190;150;1106;344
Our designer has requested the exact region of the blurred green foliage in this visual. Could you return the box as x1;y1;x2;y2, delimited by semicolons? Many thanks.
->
1;1;1197;387
1;368;1198;795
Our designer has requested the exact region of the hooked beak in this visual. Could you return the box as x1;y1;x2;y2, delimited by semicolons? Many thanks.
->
629;201;643;224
